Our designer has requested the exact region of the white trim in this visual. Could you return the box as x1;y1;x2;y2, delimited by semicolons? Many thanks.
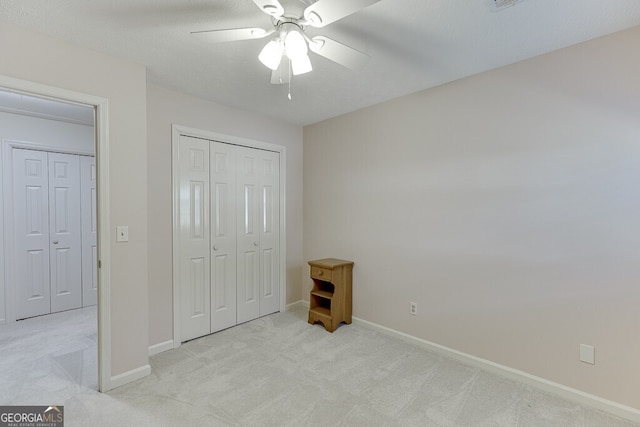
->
171;128;181;349
1;140;94;156
297;299;639;422
148;340;174;356
95;100;111;392
171;124;287;348
0;75;112;393
109;364;151;390
286;300;305;311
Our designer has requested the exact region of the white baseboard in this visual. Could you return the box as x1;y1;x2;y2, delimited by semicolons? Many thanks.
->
350;315;640;423
148;340;174;356
109;364;151;390
286;300;306;310
294;300;639;422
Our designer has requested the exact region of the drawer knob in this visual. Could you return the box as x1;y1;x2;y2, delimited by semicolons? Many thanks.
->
317;270;323;276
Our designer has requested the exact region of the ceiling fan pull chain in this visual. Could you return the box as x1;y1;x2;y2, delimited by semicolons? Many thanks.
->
287;58;293;100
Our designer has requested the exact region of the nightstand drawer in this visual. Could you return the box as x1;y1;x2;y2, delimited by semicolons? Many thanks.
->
310;266;332;281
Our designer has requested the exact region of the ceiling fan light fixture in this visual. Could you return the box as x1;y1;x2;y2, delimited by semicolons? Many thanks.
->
284;30;308;60
258;39;283;71
291;55;312;75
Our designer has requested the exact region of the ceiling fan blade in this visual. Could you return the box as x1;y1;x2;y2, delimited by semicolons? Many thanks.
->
252;0;285;18
303;0;382;28
191;27;273;43
270;62;291;85
309;36;370;70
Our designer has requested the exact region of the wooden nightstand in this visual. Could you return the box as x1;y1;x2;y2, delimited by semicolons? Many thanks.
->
307;258;353;332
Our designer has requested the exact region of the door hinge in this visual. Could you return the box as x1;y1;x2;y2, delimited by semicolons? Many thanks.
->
98;260;101;269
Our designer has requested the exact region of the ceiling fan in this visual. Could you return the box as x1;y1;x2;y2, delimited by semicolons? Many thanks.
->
192;0;381;85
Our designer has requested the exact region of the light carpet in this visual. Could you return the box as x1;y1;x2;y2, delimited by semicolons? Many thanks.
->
0;305;637;426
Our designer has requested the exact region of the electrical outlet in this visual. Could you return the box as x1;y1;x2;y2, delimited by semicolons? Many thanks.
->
409;302;417;316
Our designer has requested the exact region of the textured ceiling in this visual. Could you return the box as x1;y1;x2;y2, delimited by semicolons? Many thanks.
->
1;0;639;126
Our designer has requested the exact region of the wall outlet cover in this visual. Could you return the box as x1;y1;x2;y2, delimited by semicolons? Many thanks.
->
116;225;129;242
579;344;595;365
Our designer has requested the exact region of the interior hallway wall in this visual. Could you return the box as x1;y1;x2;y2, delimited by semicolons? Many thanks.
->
146;83;303;348
0;22;149;379
303;26;640;409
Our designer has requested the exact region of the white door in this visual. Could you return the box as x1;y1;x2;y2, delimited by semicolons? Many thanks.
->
210;141;237;333
176;136;281;341
48;152;82;313
80;156;97;307
13;149;51;319
236;146;280;322
236;147;261;324
178;136;211;342
258;149;280;317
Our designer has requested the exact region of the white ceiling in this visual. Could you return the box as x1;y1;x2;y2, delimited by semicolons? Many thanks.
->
1;0;639;126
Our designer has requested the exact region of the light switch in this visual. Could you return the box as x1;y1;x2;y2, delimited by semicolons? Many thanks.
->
116;226;129;242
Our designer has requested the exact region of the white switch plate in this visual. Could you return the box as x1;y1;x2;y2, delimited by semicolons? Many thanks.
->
116;226;129;242
580;344;595;365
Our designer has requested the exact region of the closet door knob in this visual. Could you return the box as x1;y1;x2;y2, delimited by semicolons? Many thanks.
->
213;245;218;251
253;241;259;247
52;240;59;245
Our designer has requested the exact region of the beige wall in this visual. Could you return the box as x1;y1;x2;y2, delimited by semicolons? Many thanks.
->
303;26;640;409
0;23;149;377
146;83;303;347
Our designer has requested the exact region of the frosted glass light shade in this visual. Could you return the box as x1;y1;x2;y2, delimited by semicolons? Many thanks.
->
258;39;283;71
284;30;307;60
291;54;312;75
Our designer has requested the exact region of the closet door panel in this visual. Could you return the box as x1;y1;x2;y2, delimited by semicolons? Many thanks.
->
236;147;261;324
13;149;51;319
48;152;82;313
210;142;237;333
178;136;211;341
259;151;280;316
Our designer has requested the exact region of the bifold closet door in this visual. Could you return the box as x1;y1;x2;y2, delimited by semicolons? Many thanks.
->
13;149;82;319
177;135;280;341
178;136;212;342
48;152;82;313
236;146;280;323
210;141;237;333
13;149;51;319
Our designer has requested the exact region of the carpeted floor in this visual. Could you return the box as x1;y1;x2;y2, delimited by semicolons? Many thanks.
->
0;304;637;426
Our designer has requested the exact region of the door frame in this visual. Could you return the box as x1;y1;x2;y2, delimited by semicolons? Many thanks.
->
171;124;287;347
0;75;112;392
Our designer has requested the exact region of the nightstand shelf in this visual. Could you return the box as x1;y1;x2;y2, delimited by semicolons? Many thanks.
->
308;258;353;332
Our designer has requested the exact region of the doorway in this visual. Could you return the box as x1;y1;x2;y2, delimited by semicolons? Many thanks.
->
0;76;112;392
